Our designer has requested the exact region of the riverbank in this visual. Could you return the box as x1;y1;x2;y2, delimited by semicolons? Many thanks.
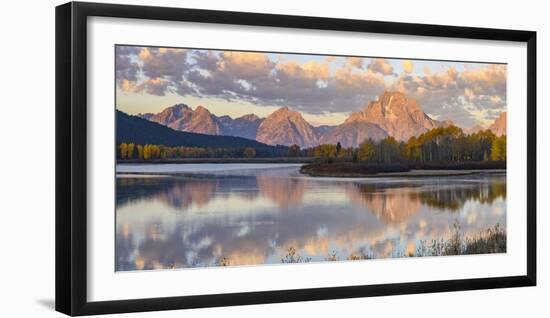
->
117;157;315;164
116;162;303;175
300;161;506;178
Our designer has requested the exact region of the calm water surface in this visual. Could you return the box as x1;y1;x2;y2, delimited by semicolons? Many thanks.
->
115;164;506;271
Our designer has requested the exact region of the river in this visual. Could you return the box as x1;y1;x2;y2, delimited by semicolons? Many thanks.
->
115;163;506;271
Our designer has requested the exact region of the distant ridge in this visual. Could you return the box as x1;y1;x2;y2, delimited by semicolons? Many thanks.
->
116;110;287;156
138;103;262;139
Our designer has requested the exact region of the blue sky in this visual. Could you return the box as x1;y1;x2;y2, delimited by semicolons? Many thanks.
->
116;45;506;128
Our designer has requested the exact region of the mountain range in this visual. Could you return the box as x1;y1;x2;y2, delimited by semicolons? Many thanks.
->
139;104;261;140
117;110;288;157
135;91;506;148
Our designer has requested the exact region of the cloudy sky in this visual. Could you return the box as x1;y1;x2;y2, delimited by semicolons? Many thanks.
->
116;45;506;128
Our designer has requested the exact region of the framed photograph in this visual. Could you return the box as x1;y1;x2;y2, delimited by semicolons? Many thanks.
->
55;1;536;316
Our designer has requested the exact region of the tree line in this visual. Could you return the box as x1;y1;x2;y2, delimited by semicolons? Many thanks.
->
305;126;506;163
118;143;257;160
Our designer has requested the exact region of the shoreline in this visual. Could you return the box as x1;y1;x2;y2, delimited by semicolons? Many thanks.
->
299;161;506;178
116;163;302;175
299;169;506;178
117;157;314;164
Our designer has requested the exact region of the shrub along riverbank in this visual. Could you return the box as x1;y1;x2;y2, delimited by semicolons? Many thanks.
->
299;161;506;177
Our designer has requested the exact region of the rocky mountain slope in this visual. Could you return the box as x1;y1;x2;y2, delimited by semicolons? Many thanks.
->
139;104;220;135
139;104;262;139
464;112;507;136
217;114;263;140
319;121;388;147
343;91;451;141
488;112;507;136
256;107;319;148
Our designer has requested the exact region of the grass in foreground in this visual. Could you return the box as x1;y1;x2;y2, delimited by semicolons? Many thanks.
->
214;223;506;267
414;223;506;257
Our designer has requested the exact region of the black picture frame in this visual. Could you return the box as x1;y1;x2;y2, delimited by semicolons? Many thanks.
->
55;1;537;316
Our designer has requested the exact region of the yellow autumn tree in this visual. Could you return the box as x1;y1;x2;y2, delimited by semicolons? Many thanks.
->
314;144;337;160
243;147;256;158
357;139;375;161
142;144;151;160
126;143;135;159
136;144;143;160
119;143;128;160
491;135;507;161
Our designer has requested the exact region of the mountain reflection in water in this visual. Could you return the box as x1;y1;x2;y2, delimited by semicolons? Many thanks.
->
115;165;506;271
